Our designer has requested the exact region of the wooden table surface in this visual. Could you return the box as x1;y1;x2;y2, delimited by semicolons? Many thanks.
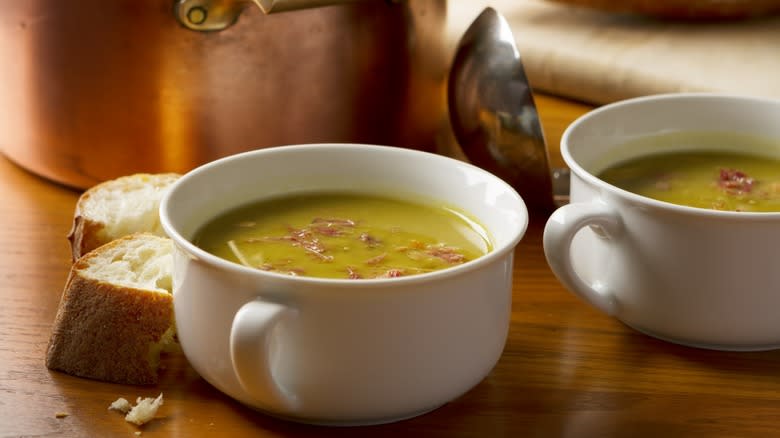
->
3;94;780;438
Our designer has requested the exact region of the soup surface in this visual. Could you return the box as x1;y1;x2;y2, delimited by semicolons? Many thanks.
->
598;150;780;212
194;192;491;279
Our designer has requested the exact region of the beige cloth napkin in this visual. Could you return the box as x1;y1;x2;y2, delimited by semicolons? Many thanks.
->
447;0;780;105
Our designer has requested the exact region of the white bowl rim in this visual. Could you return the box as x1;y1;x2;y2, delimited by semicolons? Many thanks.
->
561;92;780;220
160;143;529;287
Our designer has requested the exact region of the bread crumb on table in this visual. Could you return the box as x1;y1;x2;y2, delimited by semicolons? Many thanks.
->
108;393;164;426
126;393;164;426
55;412;69;418
108;397;132;414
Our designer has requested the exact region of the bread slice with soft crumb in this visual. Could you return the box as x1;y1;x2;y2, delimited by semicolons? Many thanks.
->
46;233;175;385
68;173;180;261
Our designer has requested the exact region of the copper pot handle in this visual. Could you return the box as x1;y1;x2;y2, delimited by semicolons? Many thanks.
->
254;0;364;13
175;0;386;32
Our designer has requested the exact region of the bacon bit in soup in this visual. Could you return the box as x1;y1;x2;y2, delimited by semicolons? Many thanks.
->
718;168;754;194
394;240;422;253
346;266;362;279
255;226;335;261
381;269;405;278
365;253;387;265
397;243;466;264
425;245;467;264
302;245;333;261
359;232;382;247
310;225;345;237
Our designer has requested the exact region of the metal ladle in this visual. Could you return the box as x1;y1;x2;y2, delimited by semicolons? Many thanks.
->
448;7;569;213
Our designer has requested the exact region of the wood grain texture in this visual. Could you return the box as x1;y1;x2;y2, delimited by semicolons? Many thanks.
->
3;94;780;438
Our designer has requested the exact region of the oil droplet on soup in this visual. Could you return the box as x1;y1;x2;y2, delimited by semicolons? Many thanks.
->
193;192;492;279
598;150;780;212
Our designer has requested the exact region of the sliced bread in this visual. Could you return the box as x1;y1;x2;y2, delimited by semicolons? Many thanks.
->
68;173;180;261
46;233;175;385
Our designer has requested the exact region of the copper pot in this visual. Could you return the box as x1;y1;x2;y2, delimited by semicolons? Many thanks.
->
0;0;450;189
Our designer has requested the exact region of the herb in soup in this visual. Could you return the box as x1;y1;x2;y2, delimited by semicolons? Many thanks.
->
598;151;780;212
193;192;491;279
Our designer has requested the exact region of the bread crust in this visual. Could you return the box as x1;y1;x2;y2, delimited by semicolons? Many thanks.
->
67;173;180;261
46;235;174;385
67;194;107;262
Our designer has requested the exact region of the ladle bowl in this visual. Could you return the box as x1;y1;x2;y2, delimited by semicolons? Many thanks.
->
448;7;568;212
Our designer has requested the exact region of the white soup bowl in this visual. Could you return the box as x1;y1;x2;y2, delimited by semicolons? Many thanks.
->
544;93;780;351
160;144;528;425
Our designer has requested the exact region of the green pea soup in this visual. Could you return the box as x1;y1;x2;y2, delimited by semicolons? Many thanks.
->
193;192;492;279
595;132;780;212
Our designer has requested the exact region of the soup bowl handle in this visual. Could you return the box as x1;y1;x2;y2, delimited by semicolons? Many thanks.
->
543;201;623;316
230;299;299;410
